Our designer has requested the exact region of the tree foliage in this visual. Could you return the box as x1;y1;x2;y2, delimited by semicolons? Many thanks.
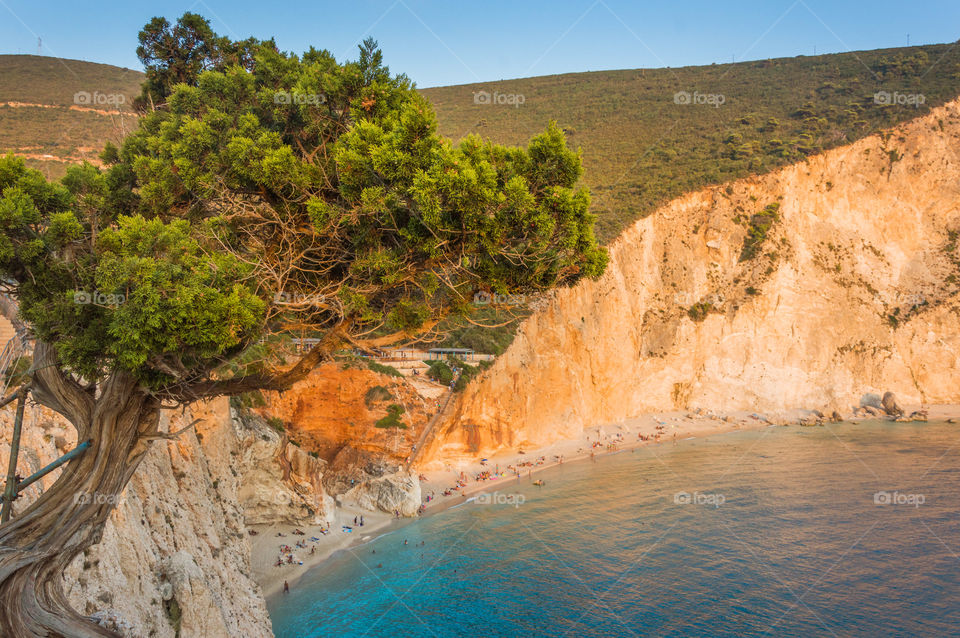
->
135;12;272;108
0;12;607;401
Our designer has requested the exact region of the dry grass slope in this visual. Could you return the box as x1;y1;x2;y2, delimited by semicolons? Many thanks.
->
0;55;142;178
422;43;960;242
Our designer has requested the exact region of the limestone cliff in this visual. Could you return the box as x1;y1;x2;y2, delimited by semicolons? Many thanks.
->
0;399;278;637
423;99;960;465
255;361;432;463
232;409;336;527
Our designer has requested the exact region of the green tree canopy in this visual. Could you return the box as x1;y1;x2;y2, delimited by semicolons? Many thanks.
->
0;13;607;399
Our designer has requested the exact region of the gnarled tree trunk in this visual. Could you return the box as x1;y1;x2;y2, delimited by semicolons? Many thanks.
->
0;344;160;637
0;332;339;636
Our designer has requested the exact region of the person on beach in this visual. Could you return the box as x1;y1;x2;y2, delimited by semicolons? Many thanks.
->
360;515;364;526
283;581;290;593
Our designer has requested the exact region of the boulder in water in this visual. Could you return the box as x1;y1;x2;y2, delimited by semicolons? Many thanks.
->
882;392;904;417
860;393;883;409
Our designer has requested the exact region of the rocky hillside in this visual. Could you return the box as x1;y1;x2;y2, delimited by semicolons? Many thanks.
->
0;397;335;637
254;361;435;462
0;358;439;635
422;98;960;465
251;360;438;516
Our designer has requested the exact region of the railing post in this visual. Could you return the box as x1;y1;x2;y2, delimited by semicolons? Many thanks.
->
1;385;28;523
14;440;91;494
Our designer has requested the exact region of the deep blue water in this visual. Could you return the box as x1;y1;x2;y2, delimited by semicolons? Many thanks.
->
268;421;960;637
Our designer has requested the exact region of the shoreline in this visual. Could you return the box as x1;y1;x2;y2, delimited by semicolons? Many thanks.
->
254;403;959;601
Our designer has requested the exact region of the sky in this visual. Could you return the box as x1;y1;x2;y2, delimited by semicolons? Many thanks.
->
1;0;958;87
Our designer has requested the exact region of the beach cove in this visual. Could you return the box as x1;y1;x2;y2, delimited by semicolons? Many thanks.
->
253;404;960;601
267;416;960;637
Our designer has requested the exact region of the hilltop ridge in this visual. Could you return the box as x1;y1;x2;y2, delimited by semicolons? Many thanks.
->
3;43;959;241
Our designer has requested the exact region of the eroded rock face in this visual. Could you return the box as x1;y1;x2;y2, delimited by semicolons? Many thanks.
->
322;445;421;516
1;399;275;638
323;445;397;495
424;99;960;466
343;470;422;517
255;362;431;463
233;410;335;527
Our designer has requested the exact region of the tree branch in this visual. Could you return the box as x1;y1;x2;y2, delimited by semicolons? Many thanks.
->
160;323;347;402
28;342;95;438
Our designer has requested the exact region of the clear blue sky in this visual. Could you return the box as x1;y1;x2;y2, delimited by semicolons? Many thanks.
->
1;0;958;87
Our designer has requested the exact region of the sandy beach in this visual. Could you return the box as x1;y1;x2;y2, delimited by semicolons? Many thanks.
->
253;403;959;599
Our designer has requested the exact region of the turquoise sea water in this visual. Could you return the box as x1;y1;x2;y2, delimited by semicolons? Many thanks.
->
268;421;960;637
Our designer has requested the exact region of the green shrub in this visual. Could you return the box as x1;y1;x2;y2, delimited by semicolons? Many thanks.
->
229;391;266;412
364;384;394;406
375;404;408;429
426;360;453;385
739;203;781;261
266;416;285;433
367;360;403;377
687;302;713;322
